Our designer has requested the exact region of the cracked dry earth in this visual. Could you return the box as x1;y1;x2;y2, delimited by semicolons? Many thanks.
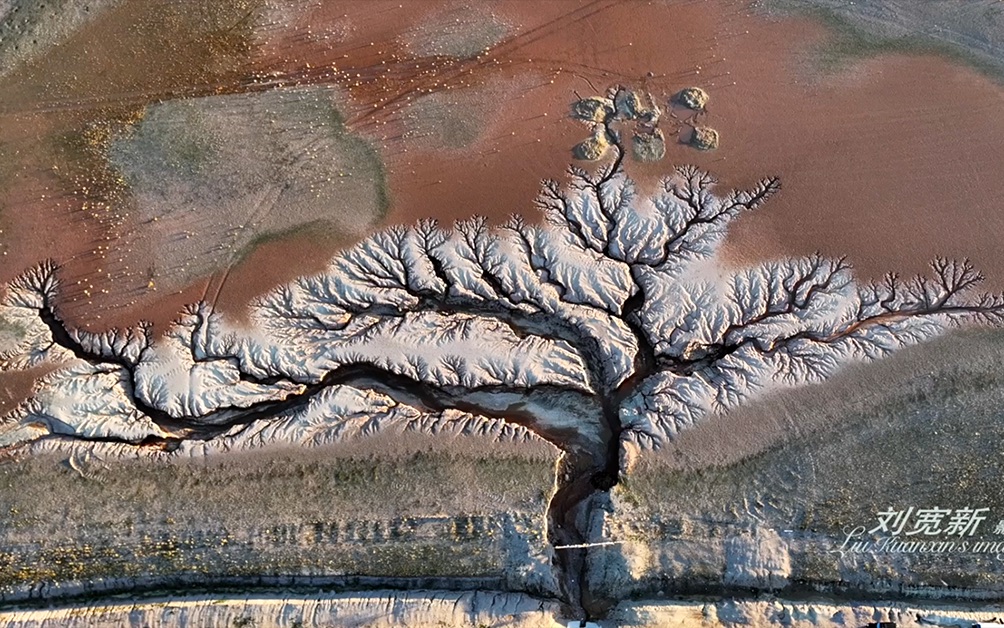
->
3;112;1004;619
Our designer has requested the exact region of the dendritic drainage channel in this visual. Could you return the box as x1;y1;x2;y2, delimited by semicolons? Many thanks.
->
3;92;1004;619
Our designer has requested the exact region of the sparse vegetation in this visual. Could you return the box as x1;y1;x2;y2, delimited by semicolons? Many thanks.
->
103;87;390;290
404;5;511;60
0;447;554;594
624;327;1004;524
409;93;483;149
594;328;1004;598
572;128;610;161
0;315;25;344
631;129;666;161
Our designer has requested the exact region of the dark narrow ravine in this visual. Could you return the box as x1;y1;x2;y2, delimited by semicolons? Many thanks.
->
31;283;627;619
13;94;753;620
546;435;623;619
12;105;657;622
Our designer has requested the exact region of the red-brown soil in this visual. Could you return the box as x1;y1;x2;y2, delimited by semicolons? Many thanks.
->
0;366;56;418
0;0;259;333
246;0;1004;308
3;0;1004;331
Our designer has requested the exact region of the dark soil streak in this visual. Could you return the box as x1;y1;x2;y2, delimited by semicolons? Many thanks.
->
19;111;651;621
12;91;783;620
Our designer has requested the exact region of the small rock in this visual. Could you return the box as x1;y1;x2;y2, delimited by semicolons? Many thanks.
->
632;128;665;162
614;89;642;120
571;96;614;123
637;102;661;127
689;126;719;151
574;130;610;161
675;86;709;110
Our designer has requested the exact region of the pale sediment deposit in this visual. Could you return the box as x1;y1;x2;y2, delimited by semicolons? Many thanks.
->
1;594;1003;627
0;590;560;628
106;85;388;296
3;119;1004;619
608;598;1004;628
0;0;120;77
3;1;1004;624
402;4;512;60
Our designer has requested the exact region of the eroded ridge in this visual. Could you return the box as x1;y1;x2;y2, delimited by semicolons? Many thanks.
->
3;101;1004;617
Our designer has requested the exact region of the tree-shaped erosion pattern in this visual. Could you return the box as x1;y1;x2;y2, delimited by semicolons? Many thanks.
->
1;136;1003;614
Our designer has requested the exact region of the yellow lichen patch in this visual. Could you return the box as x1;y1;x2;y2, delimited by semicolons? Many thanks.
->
571;97;614;123
572;126;611;161
690;126;719;151
675;86;709;111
